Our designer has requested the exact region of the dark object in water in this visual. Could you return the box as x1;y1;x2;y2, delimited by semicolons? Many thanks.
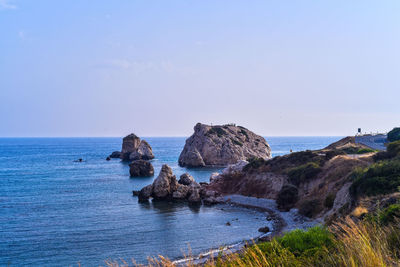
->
258;226;270;233
74;158;84;162
106;157;111;161
225;222;231;226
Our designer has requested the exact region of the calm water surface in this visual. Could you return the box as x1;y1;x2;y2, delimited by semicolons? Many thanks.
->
0;136;341;266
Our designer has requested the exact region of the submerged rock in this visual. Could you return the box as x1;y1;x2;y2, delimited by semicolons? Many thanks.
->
179;123;271;167
109;151;122;158
129;160;154;177
258;226;270;233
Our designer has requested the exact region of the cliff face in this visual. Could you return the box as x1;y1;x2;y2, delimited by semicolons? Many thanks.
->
178;123;271;167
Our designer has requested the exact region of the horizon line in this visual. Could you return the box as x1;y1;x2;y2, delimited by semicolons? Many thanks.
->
0;135;347;138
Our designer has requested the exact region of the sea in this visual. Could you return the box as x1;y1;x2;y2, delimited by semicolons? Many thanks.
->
0;136;341;266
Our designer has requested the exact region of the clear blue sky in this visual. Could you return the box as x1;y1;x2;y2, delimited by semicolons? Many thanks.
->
1;0;399;137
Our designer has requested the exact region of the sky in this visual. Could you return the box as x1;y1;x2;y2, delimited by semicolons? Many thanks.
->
0;0;399;137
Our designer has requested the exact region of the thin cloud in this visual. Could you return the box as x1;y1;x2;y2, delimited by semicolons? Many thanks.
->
0;0;17;10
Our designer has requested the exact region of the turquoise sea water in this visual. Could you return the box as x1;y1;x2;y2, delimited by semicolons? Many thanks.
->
0;136;341;266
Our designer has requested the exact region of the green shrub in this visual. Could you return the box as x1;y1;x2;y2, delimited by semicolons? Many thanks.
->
357;148;377;154
325;149;346;160
388;127;400;142
342;147;359;154
350;159;400;197
288;162;322;185
207;127;227;137
299;199;323;218
285;150;322;165
240;129;248;139
258;226;334;257
277;184;299;211
379;204;400;225
374;141;400;161
388;141;400;158
232;139;243;146
324;194;336;209
243;157;267;171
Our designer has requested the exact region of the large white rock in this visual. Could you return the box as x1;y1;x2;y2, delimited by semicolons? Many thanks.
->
179;123;271;167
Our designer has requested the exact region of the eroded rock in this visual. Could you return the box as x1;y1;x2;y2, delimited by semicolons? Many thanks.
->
129;160;154;177
179;123;271;167
152;165;178;199
178;173;196;186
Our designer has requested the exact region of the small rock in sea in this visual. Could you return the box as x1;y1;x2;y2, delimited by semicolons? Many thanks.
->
129;160;154;177
258;226;270;233
74;158;84;162
132;190;140;196
109;151;122;158
266;215;272;221
226;222;231;226
106;156;111;161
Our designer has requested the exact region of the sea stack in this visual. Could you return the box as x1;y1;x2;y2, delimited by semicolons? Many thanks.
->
136;165;203;203
178;123;271;167
109;133;155;161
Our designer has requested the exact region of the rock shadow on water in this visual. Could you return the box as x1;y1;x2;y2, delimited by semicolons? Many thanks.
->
138;199;201;214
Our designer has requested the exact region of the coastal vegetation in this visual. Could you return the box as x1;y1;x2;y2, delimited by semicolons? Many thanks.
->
350;156;400;197
106;217;400;266
388;127;400;142
287;162;322;185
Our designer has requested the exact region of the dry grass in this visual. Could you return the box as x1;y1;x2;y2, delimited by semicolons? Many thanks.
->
104;218;400;267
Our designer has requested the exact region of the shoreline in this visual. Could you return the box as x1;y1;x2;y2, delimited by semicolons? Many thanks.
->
173;194;319;266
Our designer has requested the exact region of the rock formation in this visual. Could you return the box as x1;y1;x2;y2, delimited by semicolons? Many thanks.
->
134;165;204;203
152;165;179;199
178;173;196;185
109;133;154;161
129;160;154;177
179;123;271;167
109;151;122;158
204;144;374;220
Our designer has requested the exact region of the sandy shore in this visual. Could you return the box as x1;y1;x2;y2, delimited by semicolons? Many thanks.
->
173;195;319;266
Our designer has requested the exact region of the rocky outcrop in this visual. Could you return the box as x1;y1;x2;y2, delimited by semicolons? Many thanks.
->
109;151;122;158
129;140;154;161
178;173;196;185
129;160;154;177
179;123;271;167
152;165;179;199
134;166;207;203
204;146;374;220
138;184;153;202
110;133;154;161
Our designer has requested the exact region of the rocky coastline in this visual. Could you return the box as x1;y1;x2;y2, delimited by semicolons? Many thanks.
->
116;128;389;265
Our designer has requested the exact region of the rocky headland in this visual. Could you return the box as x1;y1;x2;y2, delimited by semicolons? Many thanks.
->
178;123;271;167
